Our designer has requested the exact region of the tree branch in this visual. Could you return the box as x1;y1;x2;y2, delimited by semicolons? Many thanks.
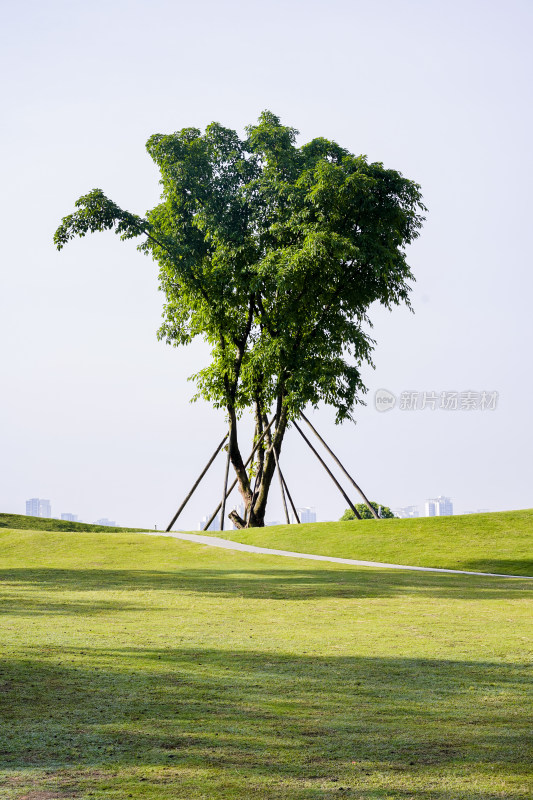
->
256;295;278;337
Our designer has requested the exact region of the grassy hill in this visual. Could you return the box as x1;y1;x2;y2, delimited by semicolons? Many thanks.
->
201;509;533;576
4;508;531;576
0;519;531;799
0;512;149;534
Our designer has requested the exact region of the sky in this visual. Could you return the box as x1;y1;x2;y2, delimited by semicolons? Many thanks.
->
1;0;532;529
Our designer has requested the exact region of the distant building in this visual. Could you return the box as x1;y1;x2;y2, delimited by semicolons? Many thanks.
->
438;496;453;516
26;498;51;518
26;498;40;517
395;505;419;519
424;496;453;517
198;515;220;532
95;518;116;527
290;507;317;524
40;499;51;518
61;513;78;522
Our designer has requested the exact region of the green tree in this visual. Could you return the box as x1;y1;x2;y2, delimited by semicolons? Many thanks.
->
341;503;396;520
54;112;425;528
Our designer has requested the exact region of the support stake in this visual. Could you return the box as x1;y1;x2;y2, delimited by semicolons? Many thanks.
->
292;420;361;520
279;469;300;523
166;433;228;532
219;438;232;532
300;412;379;519
273;445;290;524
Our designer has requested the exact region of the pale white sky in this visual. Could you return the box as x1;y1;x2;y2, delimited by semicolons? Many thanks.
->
1;0;531;528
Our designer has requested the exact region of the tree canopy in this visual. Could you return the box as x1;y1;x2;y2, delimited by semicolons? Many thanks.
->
341;503;396;520
54;111;425;527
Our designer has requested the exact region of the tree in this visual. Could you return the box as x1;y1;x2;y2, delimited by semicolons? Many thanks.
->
54;112;425;528
341;503;396;520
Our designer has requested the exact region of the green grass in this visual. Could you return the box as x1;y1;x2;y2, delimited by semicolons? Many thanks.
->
0;522;531;799
0;513;149;534
201;509;533;577
4;509;531;576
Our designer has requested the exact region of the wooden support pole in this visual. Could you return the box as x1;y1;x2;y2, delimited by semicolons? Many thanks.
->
219;439;231;532
280;469;300;523
166;433;228;532
300;412;379;519
203;415;277;531
273;446;290;525
247;412;271;527
248;467;261;527
292;420;362;520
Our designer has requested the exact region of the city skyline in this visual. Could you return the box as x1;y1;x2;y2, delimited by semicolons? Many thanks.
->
24;497;117;526
18;490;519;529
396;497;454;518
18;489;517;528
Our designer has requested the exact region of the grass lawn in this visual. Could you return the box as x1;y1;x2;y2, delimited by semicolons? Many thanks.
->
201;509;533;577
0;513;149;535
0;522;531;799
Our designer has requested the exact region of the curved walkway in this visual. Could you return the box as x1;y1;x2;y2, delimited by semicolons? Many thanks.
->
142;531;532;579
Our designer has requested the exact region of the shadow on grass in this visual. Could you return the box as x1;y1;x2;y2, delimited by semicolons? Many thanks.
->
0;567;531;609
0;595;143;616
0;646;530;798
462;559;533;576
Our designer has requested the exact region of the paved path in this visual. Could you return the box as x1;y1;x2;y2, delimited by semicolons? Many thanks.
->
141;531;531;579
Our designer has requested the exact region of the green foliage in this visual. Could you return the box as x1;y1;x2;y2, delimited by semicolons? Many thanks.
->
54;112;425;525
341;502;395;520
54;111;425;424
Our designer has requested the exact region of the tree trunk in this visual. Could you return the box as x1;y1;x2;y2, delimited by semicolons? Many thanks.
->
248;398;289;526
225;393;289;528
226;406;253;521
